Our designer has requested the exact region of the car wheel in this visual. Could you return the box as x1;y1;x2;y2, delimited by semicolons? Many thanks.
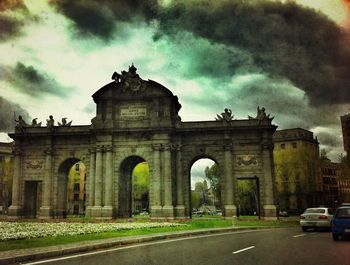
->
332;233;338;241
302;226;308;232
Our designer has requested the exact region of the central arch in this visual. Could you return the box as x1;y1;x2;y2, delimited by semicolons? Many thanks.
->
119;155;149;218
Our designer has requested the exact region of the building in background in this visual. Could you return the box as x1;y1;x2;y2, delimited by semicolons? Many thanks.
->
273;128;321;214
67;162;86;215
0;142;13;214
319;158;339;207
339;112;350;203
341;113;350;157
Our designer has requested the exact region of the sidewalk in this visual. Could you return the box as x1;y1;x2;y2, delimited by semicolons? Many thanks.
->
0;226;272;265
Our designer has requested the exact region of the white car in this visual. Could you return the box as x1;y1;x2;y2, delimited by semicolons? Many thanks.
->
300;207;334;232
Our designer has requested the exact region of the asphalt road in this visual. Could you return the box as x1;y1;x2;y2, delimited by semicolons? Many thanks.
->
23;228;350;265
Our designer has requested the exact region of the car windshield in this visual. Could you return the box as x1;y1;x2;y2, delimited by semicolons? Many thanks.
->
304;208;325;214
335;208;350;218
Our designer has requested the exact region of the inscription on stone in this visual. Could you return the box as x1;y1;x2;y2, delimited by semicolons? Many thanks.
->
120;103;147;120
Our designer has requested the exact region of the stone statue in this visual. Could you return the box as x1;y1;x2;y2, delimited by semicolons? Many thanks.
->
216;108;234;122
58;117;72;126
257;106;267;120
112;64;146;94
31;118;42;127
15;115;27;133
111;71;122;83
46;115;55;128
248;106;274;122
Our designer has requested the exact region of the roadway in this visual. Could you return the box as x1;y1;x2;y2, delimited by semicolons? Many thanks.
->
23;228;350;265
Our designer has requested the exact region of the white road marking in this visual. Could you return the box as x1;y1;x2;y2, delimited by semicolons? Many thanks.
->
232;246;255;254
23;230;273;264
293;234;306;238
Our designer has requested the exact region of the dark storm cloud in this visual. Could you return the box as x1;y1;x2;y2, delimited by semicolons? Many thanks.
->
0;15;22;40
0;96;30;133
51;0;350;106
155;0;350;106
0;62;70;98
50;0;158;40
164;33;259;79
0;0;38;42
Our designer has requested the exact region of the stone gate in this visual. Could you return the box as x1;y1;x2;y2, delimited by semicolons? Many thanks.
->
8;65;278;219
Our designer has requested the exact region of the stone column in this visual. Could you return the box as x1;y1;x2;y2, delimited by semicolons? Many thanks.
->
92;146;103;217
102;146;113;218
40;148;53;218
150;144;162;217
174;144;185;218
163;144;174;218
85;148;95;217
262;140;277;220
223;144;236;218
8;148;22;217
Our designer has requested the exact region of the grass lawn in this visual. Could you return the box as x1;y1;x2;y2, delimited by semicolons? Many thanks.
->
0;217;298;252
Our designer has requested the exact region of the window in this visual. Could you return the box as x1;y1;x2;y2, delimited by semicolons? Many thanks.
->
328;208;334;215
281;144;285;149
75;163;80;172
74;183;80;192
305;208;325;214
292;142;297;148
335;208;350;218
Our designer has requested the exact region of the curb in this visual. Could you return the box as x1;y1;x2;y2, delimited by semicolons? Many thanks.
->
0;226;276;264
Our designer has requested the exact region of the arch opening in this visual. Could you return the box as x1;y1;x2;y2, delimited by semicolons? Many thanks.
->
237;177;260;219
119;156;149;218
56;158;86;218
190;158;222;218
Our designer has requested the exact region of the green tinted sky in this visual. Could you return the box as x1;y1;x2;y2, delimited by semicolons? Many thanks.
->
0;0;349;160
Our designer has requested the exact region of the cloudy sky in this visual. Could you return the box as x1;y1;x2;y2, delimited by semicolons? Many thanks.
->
0;0;350;162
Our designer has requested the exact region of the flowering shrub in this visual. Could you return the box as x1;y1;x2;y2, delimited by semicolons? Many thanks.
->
0;222;187;241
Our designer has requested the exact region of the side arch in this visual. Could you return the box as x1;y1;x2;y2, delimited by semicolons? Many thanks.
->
183;152;224;217
118;155;147;217
56;157;85;217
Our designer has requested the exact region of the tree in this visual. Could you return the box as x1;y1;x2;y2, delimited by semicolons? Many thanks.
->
191;191;200;209
274;141;320;212
237;179;258;215
320;149;328;159
132;162;150;211
204;164;221;207
194;181;210;205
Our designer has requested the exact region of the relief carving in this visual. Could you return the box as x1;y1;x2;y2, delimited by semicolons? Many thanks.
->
236;155;258;166
25;160;43;170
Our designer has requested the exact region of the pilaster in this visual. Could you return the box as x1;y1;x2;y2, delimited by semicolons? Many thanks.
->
174;144;185;218
150;144;162;217
223;143;237;218
40;147;53;218
86;148;96;217
91;146;103;217
261;139;277;219
8;148;22;217
102;146;113;218
162;144;174;218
